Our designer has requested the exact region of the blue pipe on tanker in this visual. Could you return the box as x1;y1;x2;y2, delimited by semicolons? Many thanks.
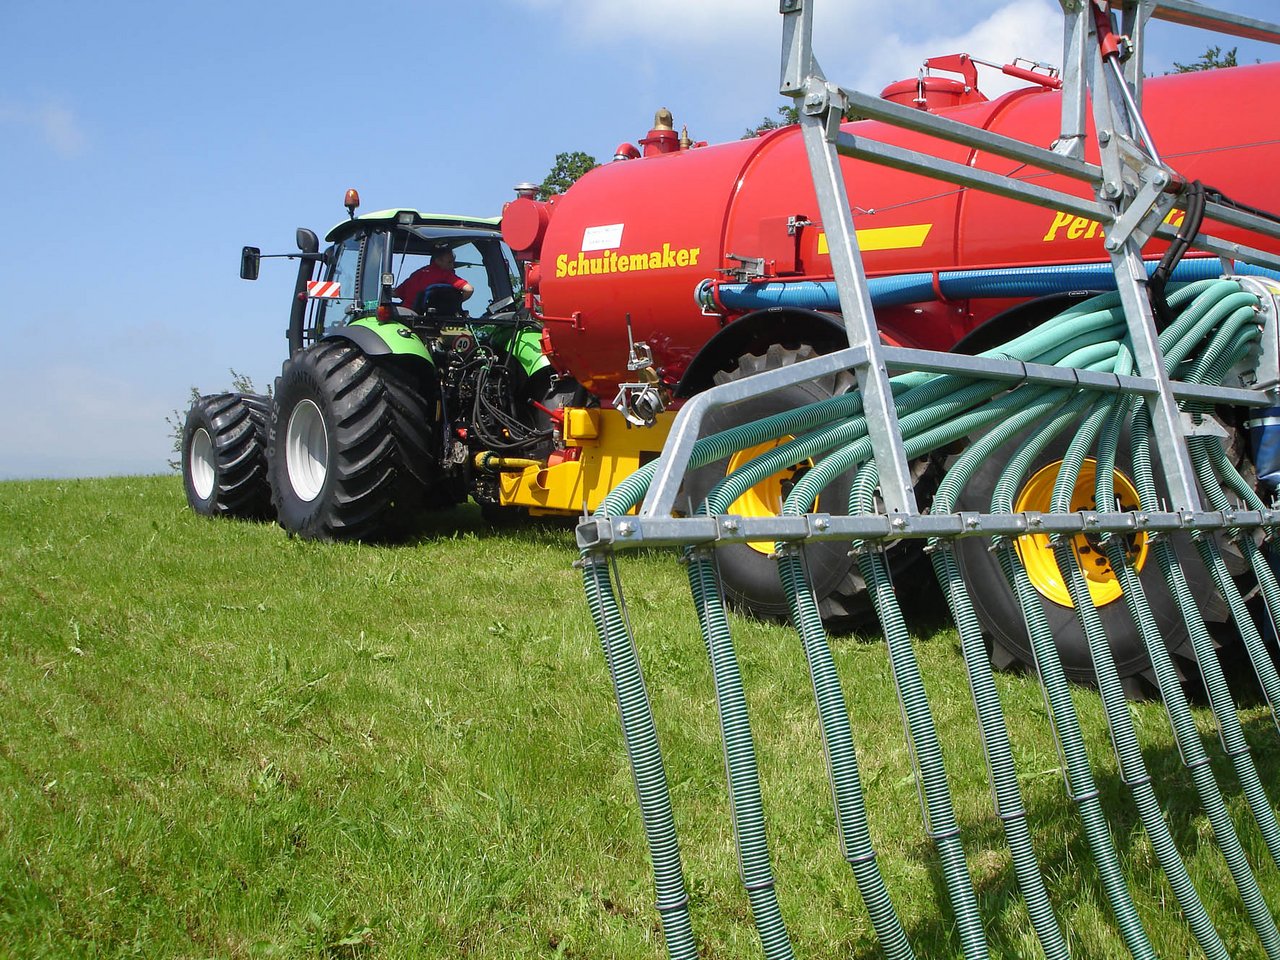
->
702;259;1280;313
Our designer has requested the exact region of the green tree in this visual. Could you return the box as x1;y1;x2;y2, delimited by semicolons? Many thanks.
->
1172;44;1238;72
537;151;599;200
742;101;867;139
743;104;799;139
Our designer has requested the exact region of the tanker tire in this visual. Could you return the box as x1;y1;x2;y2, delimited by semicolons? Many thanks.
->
685;344;887;631
268;340;436;542
182;392;272;520
954;426;1219;697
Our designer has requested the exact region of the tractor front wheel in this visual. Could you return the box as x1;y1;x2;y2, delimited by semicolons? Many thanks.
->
268;340;437;541
182;392;272;519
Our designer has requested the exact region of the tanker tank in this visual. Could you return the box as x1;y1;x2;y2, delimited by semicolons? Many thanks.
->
503;62;1280;403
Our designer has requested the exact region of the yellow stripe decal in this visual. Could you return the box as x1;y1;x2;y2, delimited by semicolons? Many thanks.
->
817;223;933;255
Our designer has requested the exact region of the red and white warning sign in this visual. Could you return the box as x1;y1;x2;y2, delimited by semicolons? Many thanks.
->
306;280;342;299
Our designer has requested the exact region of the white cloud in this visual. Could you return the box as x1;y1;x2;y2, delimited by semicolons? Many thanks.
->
838;1;1064;98
520;0;1064;100
522;0;778;40
0;99;86;157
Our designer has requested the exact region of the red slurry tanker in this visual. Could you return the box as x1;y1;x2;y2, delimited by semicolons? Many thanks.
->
507;62;1280;400
499;59;1280;688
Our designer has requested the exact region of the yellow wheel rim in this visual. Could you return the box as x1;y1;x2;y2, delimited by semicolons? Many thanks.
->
725;438;815;556
1013;458;1148;608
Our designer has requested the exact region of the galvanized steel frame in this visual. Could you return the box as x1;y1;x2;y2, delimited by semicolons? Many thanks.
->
603;0;1280;551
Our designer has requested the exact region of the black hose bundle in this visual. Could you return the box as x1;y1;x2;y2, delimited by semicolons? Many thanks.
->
1149;179;1205;331
469;353;553;453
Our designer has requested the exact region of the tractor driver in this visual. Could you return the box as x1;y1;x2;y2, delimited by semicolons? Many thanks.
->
395;247;474;313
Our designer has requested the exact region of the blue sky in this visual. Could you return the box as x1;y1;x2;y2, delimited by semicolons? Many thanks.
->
2;0;1276;479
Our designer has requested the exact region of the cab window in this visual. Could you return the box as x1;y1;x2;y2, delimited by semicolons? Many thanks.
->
316;234;360;334
360;231;388;308
390;238;518;316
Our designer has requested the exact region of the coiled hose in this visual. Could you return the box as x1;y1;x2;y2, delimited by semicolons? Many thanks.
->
1129;410;1280;875
580;277;1274;959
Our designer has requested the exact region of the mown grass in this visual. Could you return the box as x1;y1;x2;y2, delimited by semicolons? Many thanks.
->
2;476;1279;958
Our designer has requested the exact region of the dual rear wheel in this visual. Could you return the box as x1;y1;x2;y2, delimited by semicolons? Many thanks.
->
181;340;439;542
182;392;272;519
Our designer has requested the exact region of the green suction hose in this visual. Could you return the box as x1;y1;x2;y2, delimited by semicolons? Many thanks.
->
579;277;1278;960
928;386;1073;960
775;542;918;959
1130;412;1280;872
581;556;698;960
1106;405;1280;958
990;389;1159;960
852;460;991;960
1048;379;1232;960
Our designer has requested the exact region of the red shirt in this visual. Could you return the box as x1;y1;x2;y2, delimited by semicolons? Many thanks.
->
395;264;468;309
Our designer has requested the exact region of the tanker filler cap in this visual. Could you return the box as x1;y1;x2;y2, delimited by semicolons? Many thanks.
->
640;108;680;157
513;182;538;200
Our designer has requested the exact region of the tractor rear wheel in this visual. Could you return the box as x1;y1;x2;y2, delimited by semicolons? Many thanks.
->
268;340;437;542
182;392;272;519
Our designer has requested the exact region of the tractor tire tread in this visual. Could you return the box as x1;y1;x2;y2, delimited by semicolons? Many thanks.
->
269;340;436;542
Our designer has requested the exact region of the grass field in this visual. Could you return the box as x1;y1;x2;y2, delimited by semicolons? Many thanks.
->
3;476;1280;958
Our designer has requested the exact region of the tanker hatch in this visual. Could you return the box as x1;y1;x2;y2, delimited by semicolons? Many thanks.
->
640;108;680;157
881;52;1060;111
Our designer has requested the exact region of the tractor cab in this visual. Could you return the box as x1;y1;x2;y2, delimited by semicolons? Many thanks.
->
310;208;521;348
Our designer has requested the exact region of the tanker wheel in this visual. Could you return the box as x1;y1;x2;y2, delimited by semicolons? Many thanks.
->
953;427;1222;698
182;392;272;520
268;340;437;542
685;343;930;631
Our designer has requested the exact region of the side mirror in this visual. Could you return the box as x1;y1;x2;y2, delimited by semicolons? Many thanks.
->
240;246;261;281
296;228;320;255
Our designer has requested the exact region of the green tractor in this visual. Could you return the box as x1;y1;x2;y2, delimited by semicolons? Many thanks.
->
181;191;576;540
